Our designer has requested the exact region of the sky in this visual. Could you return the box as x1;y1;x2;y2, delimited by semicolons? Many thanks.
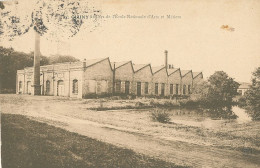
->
1;0;260;82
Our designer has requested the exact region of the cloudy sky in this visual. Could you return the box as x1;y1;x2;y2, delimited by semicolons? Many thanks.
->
1;0;260;82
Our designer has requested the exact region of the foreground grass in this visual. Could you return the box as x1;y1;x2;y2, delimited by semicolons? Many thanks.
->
2;114;183;168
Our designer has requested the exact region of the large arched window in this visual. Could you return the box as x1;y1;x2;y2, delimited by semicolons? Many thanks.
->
73;79;78;94
46;80;50;94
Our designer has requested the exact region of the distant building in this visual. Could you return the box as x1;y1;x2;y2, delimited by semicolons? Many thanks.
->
237;82;251;96
17;51;203;98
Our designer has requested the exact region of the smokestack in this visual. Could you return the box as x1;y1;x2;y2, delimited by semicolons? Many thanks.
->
165;50;168;69
83;58;86;68
33;31;41;95
112;62;115;95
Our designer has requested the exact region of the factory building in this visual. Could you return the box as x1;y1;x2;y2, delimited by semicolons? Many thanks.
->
17;51;203;98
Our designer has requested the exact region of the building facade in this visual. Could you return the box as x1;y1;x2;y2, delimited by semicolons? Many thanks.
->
168;68;182;96
181;70;193;95
152;66;168;96
132;64;153;96
112;61;134;95
17;55;203;98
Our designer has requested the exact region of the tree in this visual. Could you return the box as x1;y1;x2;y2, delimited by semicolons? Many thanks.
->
192;71;239;106
48;54;79;64
0;0;100;95
191;80;210;102
244;67;260;120
0;2;4;10
208;71;239;103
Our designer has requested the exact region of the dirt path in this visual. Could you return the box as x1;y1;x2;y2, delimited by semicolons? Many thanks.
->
1;95;259;168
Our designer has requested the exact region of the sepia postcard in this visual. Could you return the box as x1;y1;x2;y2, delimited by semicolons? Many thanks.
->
0;0;259;167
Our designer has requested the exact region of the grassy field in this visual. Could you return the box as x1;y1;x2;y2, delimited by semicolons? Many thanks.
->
1;94;260;167
1;113;184;168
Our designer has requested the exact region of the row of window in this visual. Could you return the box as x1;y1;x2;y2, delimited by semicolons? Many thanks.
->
19;80;191;96
115;81;150;95
114;81;191;96
48;79;78;94
19;79;79;95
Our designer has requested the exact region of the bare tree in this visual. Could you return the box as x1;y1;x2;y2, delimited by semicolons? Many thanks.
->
0;0;101;95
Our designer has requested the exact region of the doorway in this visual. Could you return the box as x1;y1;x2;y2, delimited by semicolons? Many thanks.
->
57;80;64;96
27;81;31;94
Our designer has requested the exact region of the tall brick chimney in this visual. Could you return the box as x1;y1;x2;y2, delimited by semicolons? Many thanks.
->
83;58;86;68
165;50;168;69
33;31;41;95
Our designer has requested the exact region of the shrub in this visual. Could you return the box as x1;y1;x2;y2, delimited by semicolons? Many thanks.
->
82;93;98;99
150;109;171;123
149;99;156;106
237;96;247;107
83;93;112;99
135;101;144;107
163;101;174;107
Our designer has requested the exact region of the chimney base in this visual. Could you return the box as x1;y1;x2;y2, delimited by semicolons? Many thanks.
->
32;85;41;95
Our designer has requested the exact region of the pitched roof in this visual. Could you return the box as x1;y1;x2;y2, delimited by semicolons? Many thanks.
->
181;70;192;77
84;58;108;68
152;66;165;74
167;68;180;76
193;72;203;78
111;61;131;69
133;64;150;72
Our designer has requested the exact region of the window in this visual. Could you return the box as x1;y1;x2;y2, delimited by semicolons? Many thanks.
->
188;85;191;94
73;79;78;94
176;84;179;95
155;83;158;95
125;81;130;94
115;81;121;93
137;82;141;96
183;85;186;95
145;82;149;94
161;83;165;96
170;84;173;94
46;80;50;93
